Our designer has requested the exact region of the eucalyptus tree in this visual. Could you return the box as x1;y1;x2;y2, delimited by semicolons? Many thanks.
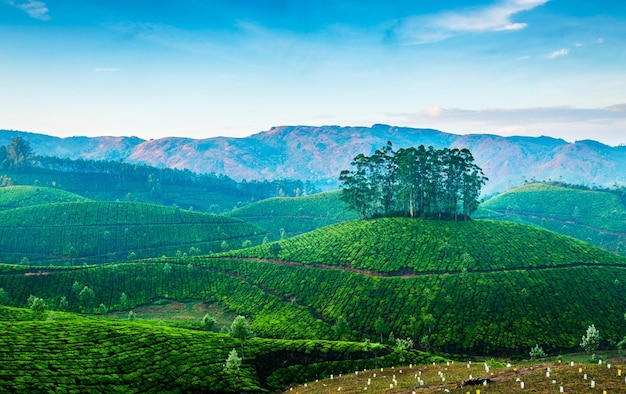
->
339;142;487;221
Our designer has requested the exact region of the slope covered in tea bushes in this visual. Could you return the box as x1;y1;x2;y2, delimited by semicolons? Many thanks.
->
475;182;626;254
229;217;626;273
2;217;626;355
0;201;268;265
0;185;88;210
0;306;440;393
227;191;357;238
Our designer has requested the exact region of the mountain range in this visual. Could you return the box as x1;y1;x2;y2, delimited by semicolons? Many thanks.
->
2;125;625;195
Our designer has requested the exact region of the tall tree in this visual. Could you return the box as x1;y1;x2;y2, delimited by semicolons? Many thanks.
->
230;315;254;360
5;137;32;167
339;143;487;221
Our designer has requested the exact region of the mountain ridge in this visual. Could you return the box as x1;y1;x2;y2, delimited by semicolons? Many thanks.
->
2;125;625;195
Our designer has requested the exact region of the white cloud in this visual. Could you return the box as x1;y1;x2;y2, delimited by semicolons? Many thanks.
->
388;104;626;146
547;48;569;59
423;106;444;117
397;0;549;44
9;0;50;21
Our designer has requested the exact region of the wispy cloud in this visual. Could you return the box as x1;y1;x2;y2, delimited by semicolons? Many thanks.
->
5;0;51;21
547;48;569;59
396;0;549;44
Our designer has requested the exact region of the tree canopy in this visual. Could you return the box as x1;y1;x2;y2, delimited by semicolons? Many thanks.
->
339;142;488;221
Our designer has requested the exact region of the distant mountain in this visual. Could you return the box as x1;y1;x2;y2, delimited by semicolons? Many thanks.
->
2;126;626;195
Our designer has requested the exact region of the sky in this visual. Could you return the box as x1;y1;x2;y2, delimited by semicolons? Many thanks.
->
1;0;626;146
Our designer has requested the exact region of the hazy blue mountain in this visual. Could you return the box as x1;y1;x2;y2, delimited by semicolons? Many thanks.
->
2;125;625;195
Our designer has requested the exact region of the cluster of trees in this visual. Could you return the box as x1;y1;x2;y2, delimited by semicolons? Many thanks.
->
339;142;488;221
1;137;318;202
0;137;32;169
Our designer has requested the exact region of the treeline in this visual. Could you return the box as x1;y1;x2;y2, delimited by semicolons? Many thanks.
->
1;137;319;211
339;142;487;220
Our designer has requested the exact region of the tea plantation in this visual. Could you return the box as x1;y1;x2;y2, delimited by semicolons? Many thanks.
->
227;191;357;238
0;306;442;393
2;218;626;356
476;182;626;254
0;201;268;265
0;185;88;210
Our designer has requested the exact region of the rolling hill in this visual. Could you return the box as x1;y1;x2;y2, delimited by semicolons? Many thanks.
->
0;185;88;210
0;201;269;265
0;306;441;393
226;191;357;238
475;182;626;255
2;218;625;356
3;126;626;195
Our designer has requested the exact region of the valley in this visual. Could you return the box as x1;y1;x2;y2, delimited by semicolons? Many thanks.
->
1;135;626;392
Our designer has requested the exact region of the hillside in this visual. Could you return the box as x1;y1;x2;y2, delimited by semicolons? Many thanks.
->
0;306;440;393
475;182;626;254
0;155;311;214
0;185;88;210
0;201;268;265
3;218;625;355
226;191;357;238
230;218;626;272
3;126;626;195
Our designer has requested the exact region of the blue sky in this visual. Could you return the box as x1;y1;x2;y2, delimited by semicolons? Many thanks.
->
1;0;626;145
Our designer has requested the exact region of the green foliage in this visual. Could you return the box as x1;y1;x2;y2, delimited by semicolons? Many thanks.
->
225;349;242;373
78;286;95;313
231;316;254;341
0;185;88;211
339;143;487;220
229;218;626;274
201;313;217;331
395;337;414;350
2;137;32;168
227;191;357;238
2;154;313;213
333;316;351;341
0;201;268;265
2;212;626;355
529;344;547;359
0;287;9;305
0;307;442;393
580;324;601;352
27;295;46;319
476;182;626;254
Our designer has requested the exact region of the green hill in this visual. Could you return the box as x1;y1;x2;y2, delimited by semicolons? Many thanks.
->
0;306;440;393
475;182;626;254
220;218;626;353
0;185;88;210
227;191;357;238
2;218;625;356
1;154;312;214
230;217;625;272
0;201;268;265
